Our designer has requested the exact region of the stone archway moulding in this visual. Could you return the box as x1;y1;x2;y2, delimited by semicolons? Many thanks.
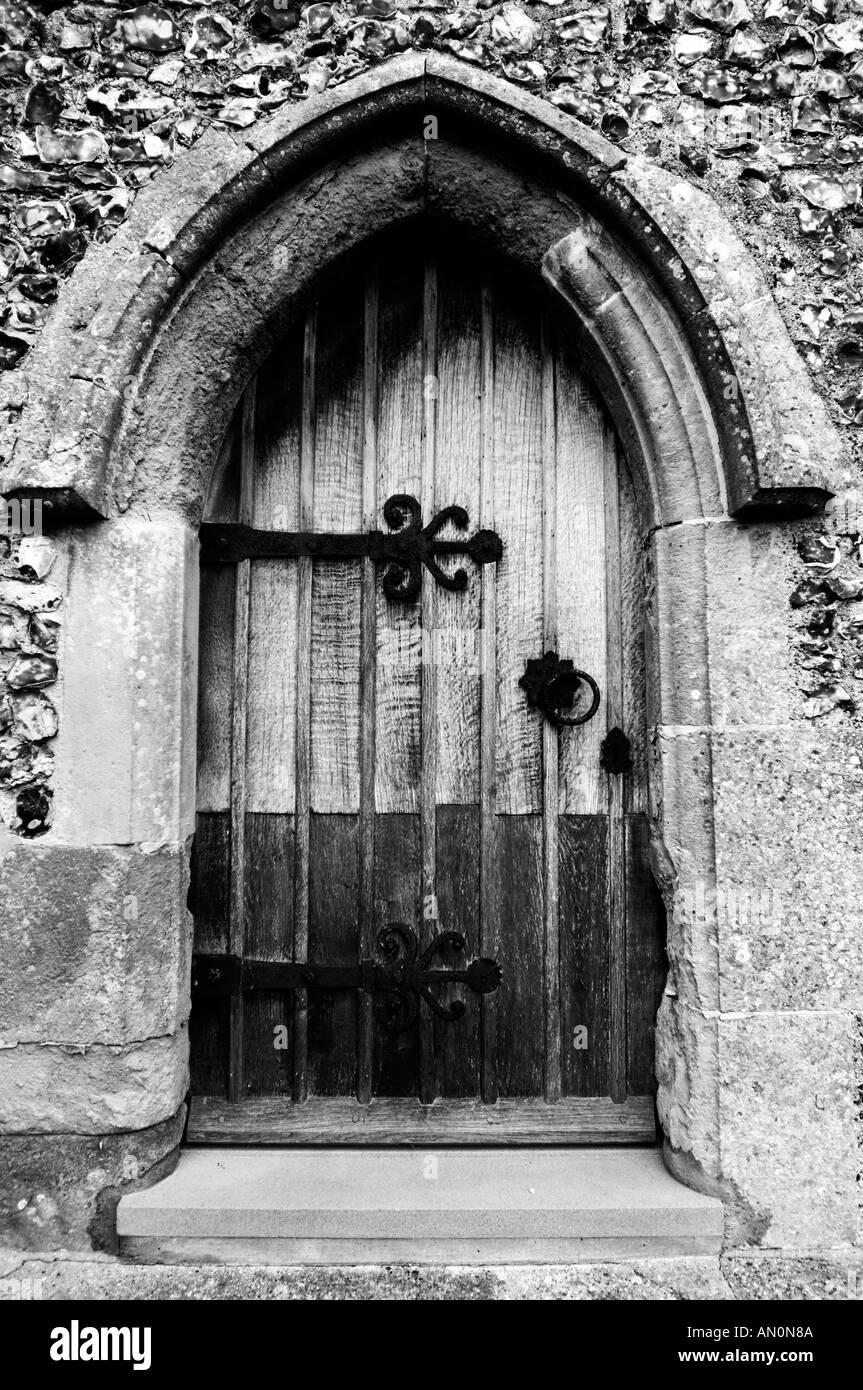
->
4;56;860;1257
0;52;843;525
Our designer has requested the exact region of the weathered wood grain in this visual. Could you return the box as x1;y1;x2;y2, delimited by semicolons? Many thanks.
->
246;561;297;814
189;1000;228;1098
311;287;364;533
227;385;256;1102
244;812;294;961
189;815;230;1096
196;562;235;813
626;812;667;1096
433;804;481;1098
191;244;664;1127
494;814;544;1098
434;256;481;806
292;308;317;1101
307;813;359;1096
620;450;649;813
603;425;627;1104
310;284;363;814
190;811;230;954
540;316;561;1103
560;814;610;1098
555;354;607;817
479;277;498;1104
245;327;302;816
418;257;438;1106
373;812;420;1098
241;813;294;1096
252;322;302;533
375;253;423;814
357;267;379;1104
309;565;361;812
188;1094;657;1144
492;285;543;815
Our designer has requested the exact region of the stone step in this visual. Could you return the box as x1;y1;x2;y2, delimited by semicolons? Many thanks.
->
117;1147;723;1265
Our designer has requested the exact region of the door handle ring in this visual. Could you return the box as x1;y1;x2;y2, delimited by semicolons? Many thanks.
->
519;650;601;728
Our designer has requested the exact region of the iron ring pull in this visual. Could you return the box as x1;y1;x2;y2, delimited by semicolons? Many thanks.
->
519;650;601;729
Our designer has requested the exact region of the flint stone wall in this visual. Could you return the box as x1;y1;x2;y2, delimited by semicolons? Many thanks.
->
0;9;859;1283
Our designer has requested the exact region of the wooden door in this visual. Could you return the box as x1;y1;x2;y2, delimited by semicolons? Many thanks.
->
188;238;665;1144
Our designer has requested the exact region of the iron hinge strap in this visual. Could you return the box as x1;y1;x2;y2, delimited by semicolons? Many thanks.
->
191;927;502;1031
200;494;502;603
191;955;379;995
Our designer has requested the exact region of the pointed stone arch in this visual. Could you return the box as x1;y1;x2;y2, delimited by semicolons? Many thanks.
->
1;52;840;525
2;55;856;1252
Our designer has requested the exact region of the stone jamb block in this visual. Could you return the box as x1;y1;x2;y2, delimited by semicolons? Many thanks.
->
51;517;198;846
0;1032;189;1135
0;842;192;1047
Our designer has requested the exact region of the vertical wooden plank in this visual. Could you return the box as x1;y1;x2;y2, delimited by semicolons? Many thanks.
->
191;813;231;956
253;327;302;534
432;253;481;1100
242;335;302;1099
620;448;661;1100
620;449;649;813
418;256;438;1105
310;284;363;815
189;811;230;1096
559;815;610;1096
433;805;480;1097
433;255;481;806
495;816;544;1097
626;812;666;1097
554;339;611;1104
243;813;294;1095
375;254;423;814
245;565;298;815
373;813;420;1097
540;315;560;1103
196;562;236;814
493;288;543;815
196;407;241;1100
309;578;361;810
555;360;608;817
306;284;363;1088
604;426;627;1103
479;278;498;1104
292;308;316;1102
357;268;378;1104
227;384;256;1102
307;813;360;1094
245;332;302;817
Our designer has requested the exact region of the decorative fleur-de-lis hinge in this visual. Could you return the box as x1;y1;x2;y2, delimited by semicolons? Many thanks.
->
373;924;502;1030
199;493;503;603
191;925;502;1033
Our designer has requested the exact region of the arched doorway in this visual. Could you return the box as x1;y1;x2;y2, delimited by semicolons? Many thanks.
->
188;234;666;1141
6;57;841;1230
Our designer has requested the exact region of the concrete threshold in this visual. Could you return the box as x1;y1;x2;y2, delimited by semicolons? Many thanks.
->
117;1147;723;1265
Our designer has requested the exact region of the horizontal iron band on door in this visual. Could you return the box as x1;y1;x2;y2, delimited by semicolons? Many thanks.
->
192;925;502;1030
193;954;382;994
199;494;502;602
